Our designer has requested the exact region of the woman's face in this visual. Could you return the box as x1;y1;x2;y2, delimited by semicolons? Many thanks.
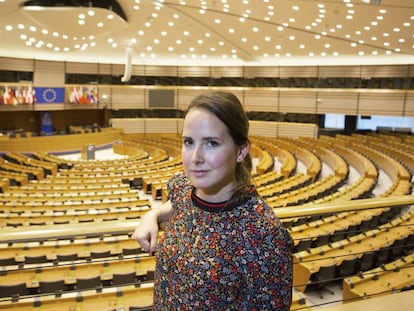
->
182;108;242;203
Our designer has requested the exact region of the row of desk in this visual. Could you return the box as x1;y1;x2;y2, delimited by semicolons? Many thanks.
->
293;210;414;292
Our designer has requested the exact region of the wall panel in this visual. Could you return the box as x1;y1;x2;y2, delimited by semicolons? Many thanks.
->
210;66;243;78
110;119;318;138
403;94;414;117
358;92;406;116
65;62;99;74
244;89;278;112
279;90;316;114
317;91;358;114
279;66;318;78
110;118;145;134
145;66;177;76
244;66;279;78
145;118;180;134
178;66;210;77
318;65;360;78
361;65;409;78
33;60;65;86
250;121;277;137
176;89;204;110
0;57;34;71
111;87;145;109
98;86;112;108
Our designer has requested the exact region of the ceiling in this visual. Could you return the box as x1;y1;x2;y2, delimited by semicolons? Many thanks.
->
0;0;413;67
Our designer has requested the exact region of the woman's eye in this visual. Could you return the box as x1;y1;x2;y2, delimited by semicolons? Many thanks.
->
183;138;193;146
207;140;219;147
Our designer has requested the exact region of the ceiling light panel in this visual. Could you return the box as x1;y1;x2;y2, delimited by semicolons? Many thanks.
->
0;0;412;65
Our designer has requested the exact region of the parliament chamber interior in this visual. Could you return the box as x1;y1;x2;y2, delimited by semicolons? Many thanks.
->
1;0;414;310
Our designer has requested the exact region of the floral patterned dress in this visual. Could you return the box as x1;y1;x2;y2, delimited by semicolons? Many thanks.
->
153;173;293;311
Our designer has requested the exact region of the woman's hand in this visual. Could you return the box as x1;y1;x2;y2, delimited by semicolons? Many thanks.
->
133;201;172;255
134;209;160;254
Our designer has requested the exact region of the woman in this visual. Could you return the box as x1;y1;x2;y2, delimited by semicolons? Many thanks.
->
134;91;293;310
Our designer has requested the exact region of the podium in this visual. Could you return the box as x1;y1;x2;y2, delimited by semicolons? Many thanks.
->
81;144;95;160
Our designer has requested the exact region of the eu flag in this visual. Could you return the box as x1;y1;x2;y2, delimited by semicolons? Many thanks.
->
34;87;65;104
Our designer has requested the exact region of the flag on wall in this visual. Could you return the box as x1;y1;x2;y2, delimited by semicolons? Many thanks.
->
34;87;65;104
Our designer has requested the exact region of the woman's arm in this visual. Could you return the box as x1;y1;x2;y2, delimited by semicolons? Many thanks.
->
133;200;172;254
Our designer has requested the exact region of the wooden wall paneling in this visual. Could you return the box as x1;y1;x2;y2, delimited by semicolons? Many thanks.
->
317;91;359;114
110;119;318;138
51;110;104;131
279;66;318;78
98;63;112;75
278;90;317;114
244;66;280;78
177;119;184;134
176;88;202;110
65;62;99;74
34;103;65;111
243;89;278;112
0;111;37;132
358;92;406;116
145;65;177;76
111;86;145;109
361;64;409;78
110;118;145;134
318;65;361;78
0;57;34;71
97;86;112;108
131;64;146;76
145;118;180;134
278;122;318;138
250;121;278;137
111;64;125;76
33;60;65;84
178;66;210;77
404;93;414;117
210;66;243;78
0;128;122;152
